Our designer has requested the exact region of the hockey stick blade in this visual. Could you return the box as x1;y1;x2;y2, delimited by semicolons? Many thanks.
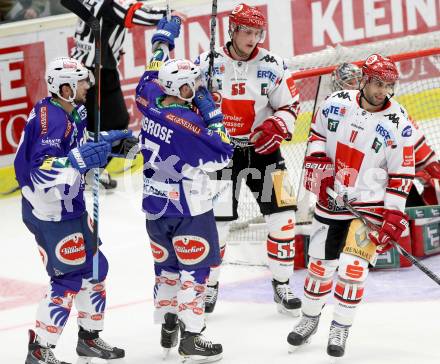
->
326;187;440;286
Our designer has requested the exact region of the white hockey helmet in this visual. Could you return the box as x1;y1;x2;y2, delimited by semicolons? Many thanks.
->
331;62;362;92
158;59;201;102
46;57;91;102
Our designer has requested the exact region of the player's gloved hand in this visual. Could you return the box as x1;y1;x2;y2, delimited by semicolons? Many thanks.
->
194;86;223;125
303;155;335;208
99;129;133;145
151;15;181;50
425;160;440;179
111;136;140;158
68;142;111;174
368;209;409;253
250;116;291;155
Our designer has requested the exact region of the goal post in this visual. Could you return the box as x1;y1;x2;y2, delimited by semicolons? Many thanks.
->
225;31;440;266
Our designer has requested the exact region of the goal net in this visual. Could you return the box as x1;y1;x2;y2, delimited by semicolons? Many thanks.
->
225;31;440;266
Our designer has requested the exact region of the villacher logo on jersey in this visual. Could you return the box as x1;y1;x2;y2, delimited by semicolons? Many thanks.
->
55;233;86;265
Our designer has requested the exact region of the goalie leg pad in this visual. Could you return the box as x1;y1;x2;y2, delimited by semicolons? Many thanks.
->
265;211;295;282
333;253;369;326
302;257;338;318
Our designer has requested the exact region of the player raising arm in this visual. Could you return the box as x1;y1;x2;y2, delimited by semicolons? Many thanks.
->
135;15;233;363
287;54;416;361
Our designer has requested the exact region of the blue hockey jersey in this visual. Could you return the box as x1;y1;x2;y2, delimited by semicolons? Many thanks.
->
14;97;87;221
136;70;233;218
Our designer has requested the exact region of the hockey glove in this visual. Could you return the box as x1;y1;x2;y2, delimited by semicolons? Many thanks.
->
193;87;223;125
368;209;409;253
425;160;440;179
111;136;140;158
67;142;111;174
250;116;291;155
151;15;181;50
303;155;335;209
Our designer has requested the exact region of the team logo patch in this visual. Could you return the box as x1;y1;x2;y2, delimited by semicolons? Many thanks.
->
55;233;86;265
261;82;268;95
371;137;382;153
150;240;169;263
402;145;415;167
328;118;339;132
401;125;412;137
173;235;210;265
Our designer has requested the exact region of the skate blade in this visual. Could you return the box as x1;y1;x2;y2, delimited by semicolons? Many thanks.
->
288;338;313;353
328;355;342;364
180;353;223;364
276;304;301;317
76;356;126;363
162;348;172;360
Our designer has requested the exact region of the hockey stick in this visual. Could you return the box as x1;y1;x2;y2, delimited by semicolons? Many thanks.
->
61;0;102;281
326;187;440;286
207;0;218;91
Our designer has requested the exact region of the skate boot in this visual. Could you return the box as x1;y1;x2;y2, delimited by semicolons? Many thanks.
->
287;314;320;352
25;330;70;364
161;313;179;358
272;279;301;316
204;283;219;314
327;321;350;362
76;326;125;360
178;326;223;364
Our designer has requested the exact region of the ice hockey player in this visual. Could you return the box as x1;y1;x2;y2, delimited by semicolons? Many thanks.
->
135;15;233;363
70;0;174;189
331;62;440;207
195;2;301;316
287;54;416;361
331;62;362;92
14;57;131;364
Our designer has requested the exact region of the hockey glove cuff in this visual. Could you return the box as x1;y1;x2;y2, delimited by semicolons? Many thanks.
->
67;142;110;174
194;87;223;125
303;155;335;208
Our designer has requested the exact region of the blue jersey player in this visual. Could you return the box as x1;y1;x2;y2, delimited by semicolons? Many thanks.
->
14;57;130;364
135;15;233;363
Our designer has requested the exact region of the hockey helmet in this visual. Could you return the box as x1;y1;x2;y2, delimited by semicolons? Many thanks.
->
158;59;201;102
46;57;91;103
331;63;362;92
362;54;399;83
228;3;266;43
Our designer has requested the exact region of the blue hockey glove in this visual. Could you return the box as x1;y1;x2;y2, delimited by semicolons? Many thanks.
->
151;15;181;50
100;129;133;146
67;142;111;174
193;87;223;125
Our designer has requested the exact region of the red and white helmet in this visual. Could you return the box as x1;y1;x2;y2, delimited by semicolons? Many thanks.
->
228;3;266;42
362;54;399;83
158;59;201;102
46;57;90;103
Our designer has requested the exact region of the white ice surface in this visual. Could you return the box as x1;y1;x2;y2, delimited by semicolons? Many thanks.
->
1;174;439;364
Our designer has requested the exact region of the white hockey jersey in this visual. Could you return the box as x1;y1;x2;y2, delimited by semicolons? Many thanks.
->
195;44;300;140
308;90;416;221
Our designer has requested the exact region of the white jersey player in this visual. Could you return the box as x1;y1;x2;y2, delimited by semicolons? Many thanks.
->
332;62;440;207
287;54;416;361
195;3;301;316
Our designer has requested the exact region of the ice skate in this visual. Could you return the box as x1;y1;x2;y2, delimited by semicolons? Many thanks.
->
178;331;223;363
204;283;219;314
76;326;125;360
327;321;350;363
25;329;70;364
161;313;179;359
272;279;301;317
287;314;320;352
